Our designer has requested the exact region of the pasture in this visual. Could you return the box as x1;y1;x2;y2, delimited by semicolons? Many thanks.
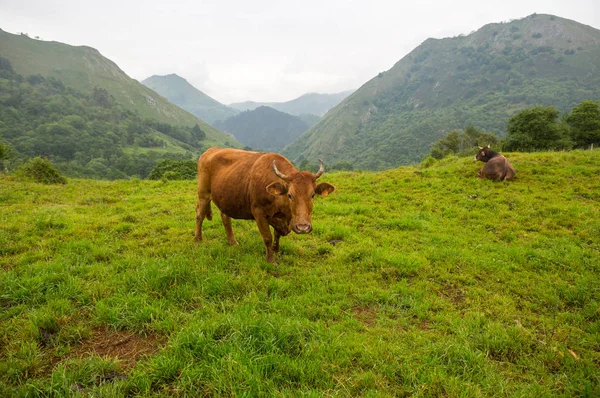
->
1;150;599;396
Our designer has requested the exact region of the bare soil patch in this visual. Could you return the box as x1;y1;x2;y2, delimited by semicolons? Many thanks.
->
59;327;166;369
353;306;377;326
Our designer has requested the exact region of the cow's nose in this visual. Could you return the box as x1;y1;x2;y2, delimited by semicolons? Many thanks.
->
293;223;312;234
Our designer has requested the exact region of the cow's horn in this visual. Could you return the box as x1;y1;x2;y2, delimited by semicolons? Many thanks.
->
478;146;483;150
272;161;289;181
314;158;325;179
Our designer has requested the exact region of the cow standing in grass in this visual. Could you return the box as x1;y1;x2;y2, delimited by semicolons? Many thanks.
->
475;145;516;181
195;147;335;263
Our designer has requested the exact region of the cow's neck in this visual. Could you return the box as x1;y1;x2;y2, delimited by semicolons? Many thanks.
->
486;151;502;160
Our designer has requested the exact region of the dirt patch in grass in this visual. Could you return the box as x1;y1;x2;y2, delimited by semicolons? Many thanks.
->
439;283;466;307
353;306;377;326
61;327;166;369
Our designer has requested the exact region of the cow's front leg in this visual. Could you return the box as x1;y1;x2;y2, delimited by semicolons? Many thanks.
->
254;215;275;263
221;213;239;246
273;231;281;253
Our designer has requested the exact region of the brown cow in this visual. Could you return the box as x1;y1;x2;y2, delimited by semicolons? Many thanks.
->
194;147;335;263
475;145;515;181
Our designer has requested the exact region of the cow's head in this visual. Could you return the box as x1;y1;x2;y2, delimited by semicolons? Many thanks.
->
266;159;335;234
475;145;493;162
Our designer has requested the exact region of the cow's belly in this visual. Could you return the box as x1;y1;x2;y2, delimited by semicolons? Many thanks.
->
212;194;254;220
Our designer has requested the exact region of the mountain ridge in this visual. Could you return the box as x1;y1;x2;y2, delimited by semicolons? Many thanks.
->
141;74;238;125
229;90;354;117
0;29;237;146
214;106;309;151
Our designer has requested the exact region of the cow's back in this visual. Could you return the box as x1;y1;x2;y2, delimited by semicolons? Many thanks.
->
481;156;515;181
197;148;290;220
503;158;516;181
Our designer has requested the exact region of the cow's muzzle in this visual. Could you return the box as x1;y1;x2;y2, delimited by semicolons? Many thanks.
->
293;223;312;234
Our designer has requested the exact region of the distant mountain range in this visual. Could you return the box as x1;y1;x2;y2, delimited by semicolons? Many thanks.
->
0;29;235;147
284;14;600;169
229;91;354;117
140;74;350;148
214;106;309;151
141;74;238;125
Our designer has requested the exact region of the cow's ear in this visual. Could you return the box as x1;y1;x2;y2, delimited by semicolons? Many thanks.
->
315;182;335;197
266;182;288;196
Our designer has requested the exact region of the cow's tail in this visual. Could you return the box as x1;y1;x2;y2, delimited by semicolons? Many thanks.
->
499;156;509;181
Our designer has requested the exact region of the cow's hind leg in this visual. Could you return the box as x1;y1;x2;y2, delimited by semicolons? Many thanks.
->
195;196;212;241
195;163;213;241
221;213;239;246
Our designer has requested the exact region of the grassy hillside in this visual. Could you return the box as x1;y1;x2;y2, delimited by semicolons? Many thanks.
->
0;63;210;179
141;74;238;126
214;106;309;151
285;14;600;169
229;90;353;117
1;150;599;396
0;29;235;146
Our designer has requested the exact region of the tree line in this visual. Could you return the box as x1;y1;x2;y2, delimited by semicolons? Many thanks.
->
429;100;600;159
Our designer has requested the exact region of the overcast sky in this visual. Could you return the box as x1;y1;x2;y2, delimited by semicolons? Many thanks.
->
1;1;599;104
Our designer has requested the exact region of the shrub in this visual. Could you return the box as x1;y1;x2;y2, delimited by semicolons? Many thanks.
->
147;159;196;180
420;155;437;168
16;157;67;184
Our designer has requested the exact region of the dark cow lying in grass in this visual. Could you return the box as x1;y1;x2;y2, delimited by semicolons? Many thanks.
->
195;147;335;263
475;145;515;181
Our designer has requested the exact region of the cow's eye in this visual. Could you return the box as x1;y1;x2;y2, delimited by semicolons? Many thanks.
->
311;192;315;199
287;193;293;200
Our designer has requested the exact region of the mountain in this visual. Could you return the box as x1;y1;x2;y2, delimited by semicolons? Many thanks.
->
214;106;309;151
283;14;600;170
229;90;353;117
0;29;237;147
141;74;238;126
0;57;214;179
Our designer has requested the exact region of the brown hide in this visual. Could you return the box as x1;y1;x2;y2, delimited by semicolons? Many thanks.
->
475;147;516;181
195;147;335;263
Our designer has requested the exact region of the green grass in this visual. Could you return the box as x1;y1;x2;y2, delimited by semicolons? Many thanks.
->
1;150;599;396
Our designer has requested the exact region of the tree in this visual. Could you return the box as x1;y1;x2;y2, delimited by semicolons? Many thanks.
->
91;87;113;108
566;100;600;148
191;124;206;141
0;141;8;160
0;141;10;172
0;56;14;73
504;106;572;151
330;161;354;171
